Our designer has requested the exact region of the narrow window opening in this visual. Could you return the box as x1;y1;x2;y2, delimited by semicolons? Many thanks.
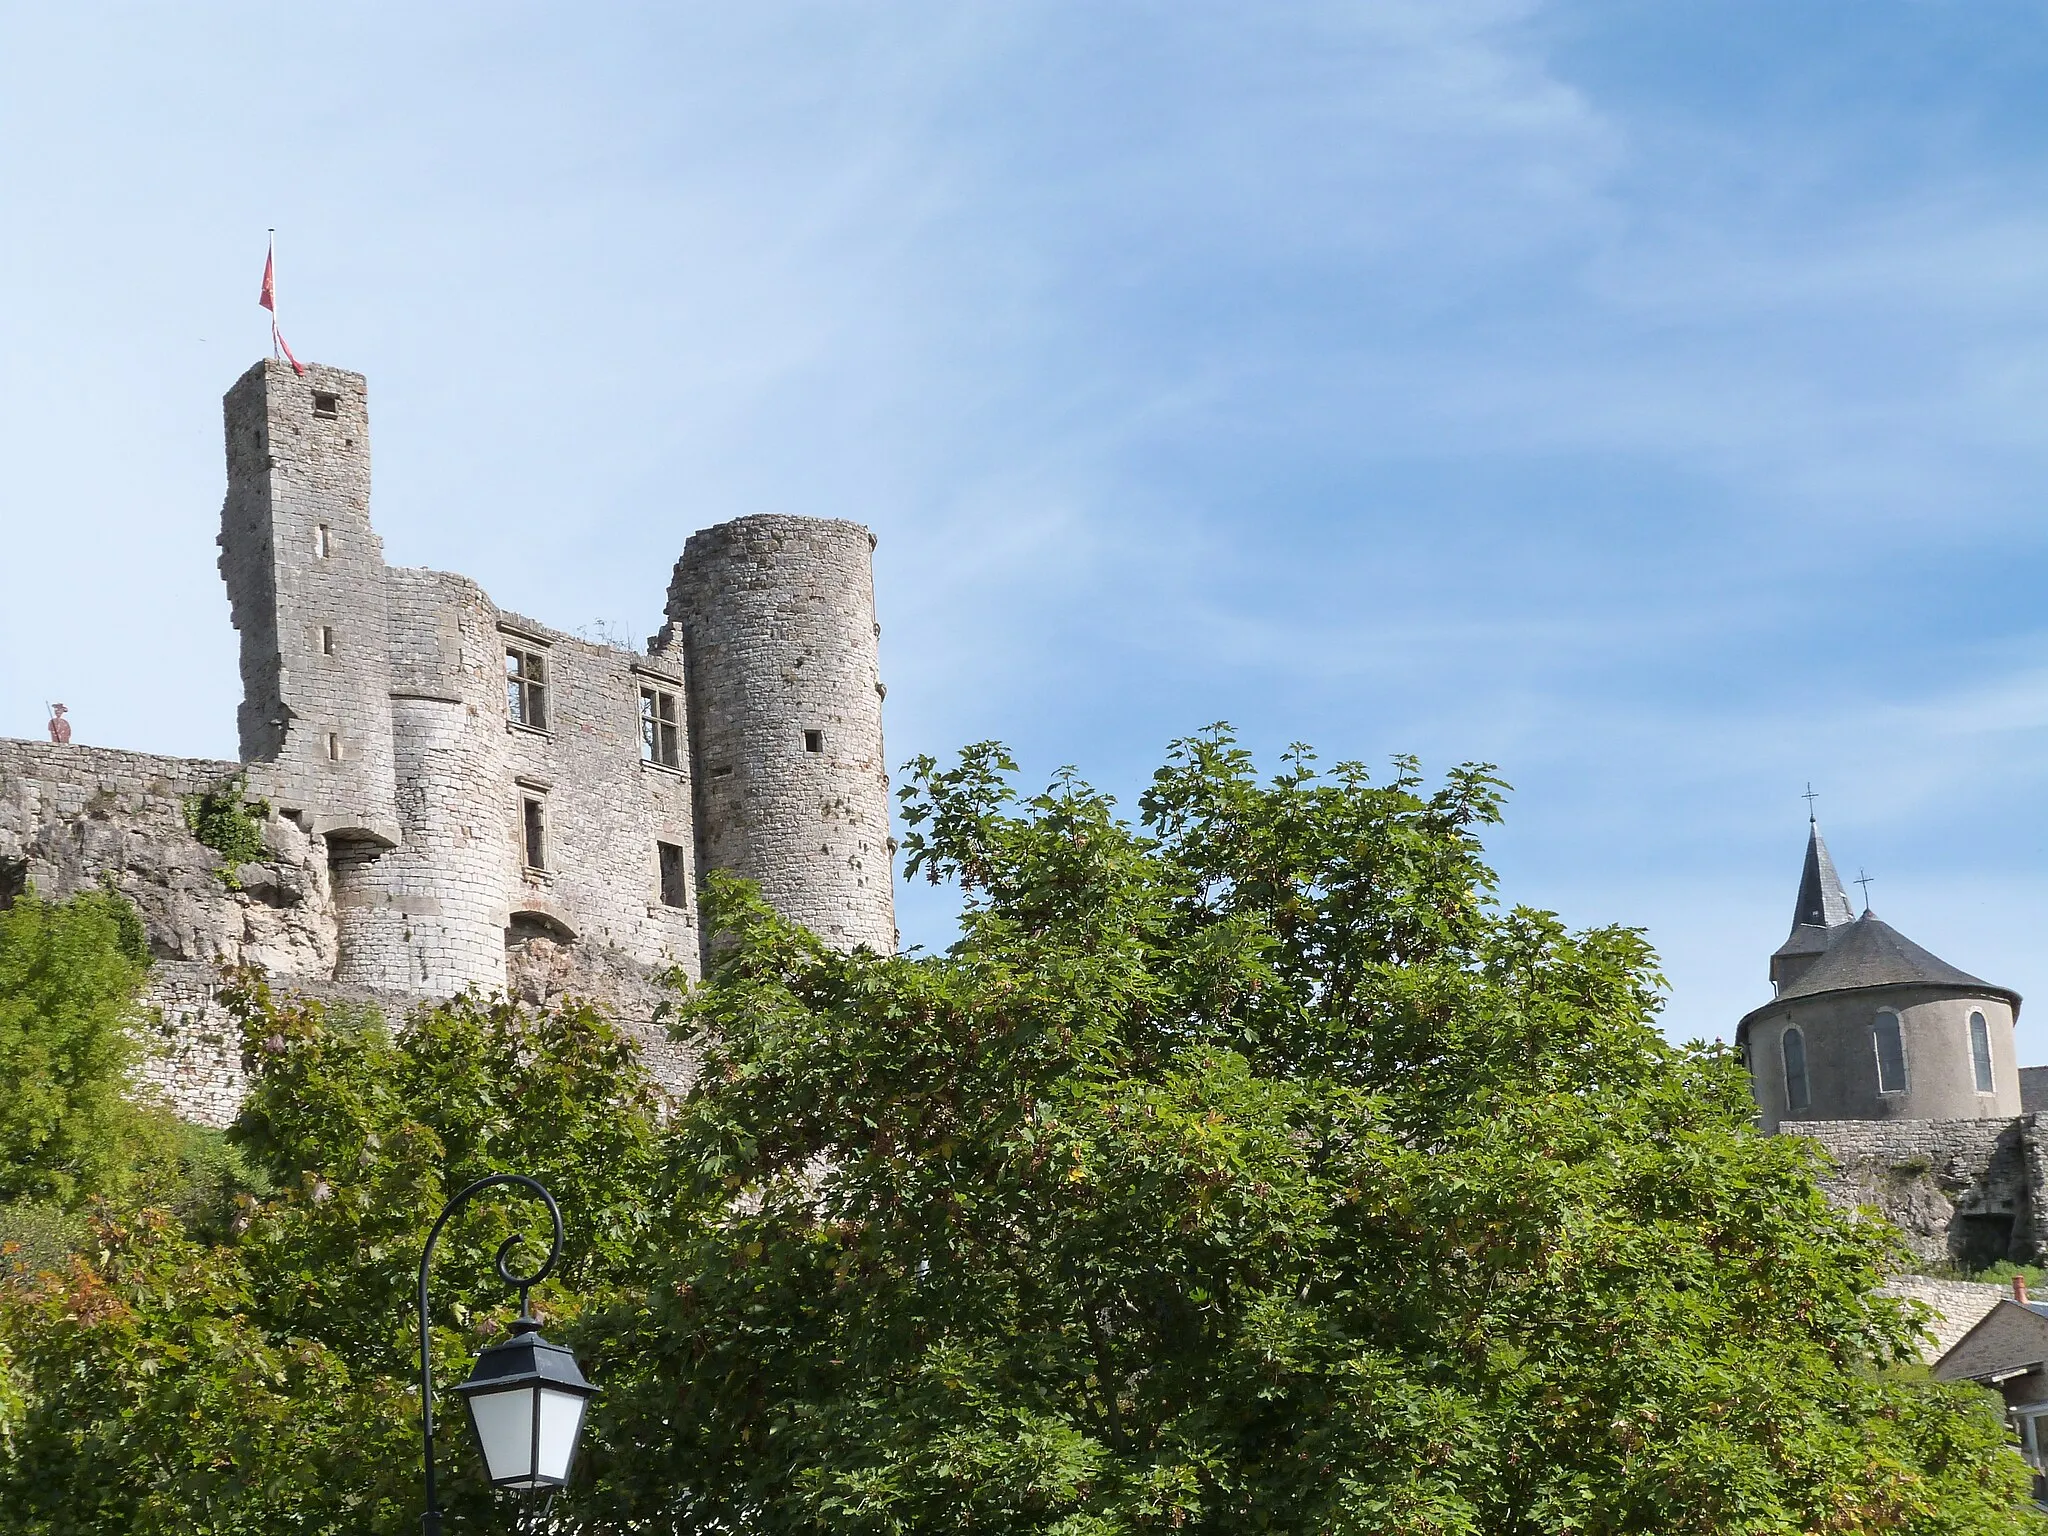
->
505;647;549;731
312;391;338;419
320;625;335;655
803;729;824;754
326;732;341;762
1971;1010;1995;1094
1782;1026;1809;1113
314;524;331;559
658;841;687;908
640;688;680;768
1873;1010;1908;1095
522;798;547;871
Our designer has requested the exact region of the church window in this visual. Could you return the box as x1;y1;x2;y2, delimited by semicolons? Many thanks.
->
522;797;548;872
658;841;687;908
314;524;331;558
506;647;549;731
320;625;335;655
641;688;680;768
1971;1010;1995;1094
1782;1026;1809;1113
1873;1010;1908;1094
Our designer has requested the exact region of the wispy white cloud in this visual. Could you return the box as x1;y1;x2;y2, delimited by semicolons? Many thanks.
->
4;1;2047;1051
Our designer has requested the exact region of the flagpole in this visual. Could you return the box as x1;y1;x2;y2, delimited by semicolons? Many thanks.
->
268;229;279;361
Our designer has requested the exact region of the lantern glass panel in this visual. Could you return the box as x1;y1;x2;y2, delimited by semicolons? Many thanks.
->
536;1386;589;1483
468;1385;542;1487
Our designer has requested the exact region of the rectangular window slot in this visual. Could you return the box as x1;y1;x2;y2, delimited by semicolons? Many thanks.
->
658;841;687;908
326;732;341;762
505;646;549;731
314;524;331;559
320;625;335;655
803;729;824;754
312;391;338;419
522;797;547;871
640;688;681;768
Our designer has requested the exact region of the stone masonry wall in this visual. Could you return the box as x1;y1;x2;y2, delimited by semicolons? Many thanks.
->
333;567;514;994
220;360;399;846
494;607;699;985
0;740;339;1124
663;515;895;957
1880;1274;2009;1360
1784;1115;2048;1266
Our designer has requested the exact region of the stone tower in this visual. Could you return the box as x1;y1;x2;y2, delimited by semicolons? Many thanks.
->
218;360;399;847
661;515;896;953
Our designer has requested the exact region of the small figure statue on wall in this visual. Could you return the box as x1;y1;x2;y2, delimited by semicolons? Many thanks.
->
46;703;71;745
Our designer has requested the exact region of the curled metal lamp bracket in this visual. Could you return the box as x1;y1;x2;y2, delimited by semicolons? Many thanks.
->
418;1173;565;1535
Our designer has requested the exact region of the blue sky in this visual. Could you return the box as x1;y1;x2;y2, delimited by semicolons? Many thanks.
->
5;2;2048;1052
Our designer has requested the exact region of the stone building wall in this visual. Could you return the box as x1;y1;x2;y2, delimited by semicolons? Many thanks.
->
333;567;513;994
1784;1115;2048;1267
492;608;699;982
1879;1274;2008;1359
1748;985;2022;1132
662;515;896;953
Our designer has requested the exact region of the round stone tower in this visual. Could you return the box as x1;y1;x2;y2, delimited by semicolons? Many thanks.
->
662;515;895;957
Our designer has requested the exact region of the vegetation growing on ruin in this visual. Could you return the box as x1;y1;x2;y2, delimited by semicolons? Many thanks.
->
1;733;2042;1532
0;886;154;1208
0;885;257;1288
182;774;270;886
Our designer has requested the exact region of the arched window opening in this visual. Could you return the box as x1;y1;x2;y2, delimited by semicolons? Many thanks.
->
1971;1010;1995;1094
1783;1026;1809;1113
1873;1011;1908;1095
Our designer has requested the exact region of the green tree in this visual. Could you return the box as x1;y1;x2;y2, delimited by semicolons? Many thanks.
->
580;733;2041;1534
3;733;2039;1533
0;885;152;1208
0;985;669;1534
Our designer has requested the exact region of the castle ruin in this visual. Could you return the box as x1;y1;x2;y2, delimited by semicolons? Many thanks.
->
0;358;897;1122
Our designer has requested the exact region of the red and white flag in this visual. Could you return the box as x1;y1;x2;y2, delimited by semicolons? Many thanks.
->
259;239;306;376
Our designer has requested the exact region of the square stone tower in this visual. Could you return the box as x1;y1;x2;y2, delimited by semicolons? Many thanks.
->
218;359;399;846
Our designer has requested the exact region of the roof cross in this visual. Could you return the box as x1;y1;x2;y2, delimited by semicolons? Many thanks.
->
1802;782;1820;821
1855;869;1875;911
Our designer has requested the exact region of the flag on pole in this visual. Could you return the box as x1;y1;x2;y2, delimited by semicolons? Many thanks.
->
259;238;306;376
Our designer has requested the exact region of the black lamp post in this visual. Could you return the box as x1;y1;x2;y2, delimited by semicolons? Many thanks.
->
419;1173;599;1534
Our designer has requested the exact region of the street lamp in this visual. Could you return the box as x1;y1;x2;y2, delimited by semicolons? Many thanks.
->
419;1173;598;1534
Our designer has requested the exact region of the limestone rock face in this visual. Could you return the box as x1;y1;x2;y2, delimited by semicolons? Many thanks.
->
0;741;338;977
0;741;344;1125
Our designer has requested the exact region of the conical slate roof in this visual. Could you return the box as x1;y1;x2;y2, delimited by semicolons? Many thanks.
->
1767;911;2019;1008
1790;819;1856;932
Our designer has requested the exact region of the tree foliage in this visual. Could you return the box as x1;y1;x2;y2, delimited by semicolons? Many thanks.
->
583;732;2041;1534
0;985;669;1534
0;885;154;1207
0;731;2040;1533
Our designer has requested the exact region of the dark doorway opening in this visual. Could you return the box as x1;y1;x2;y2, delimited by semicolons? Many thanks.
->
1952;1212;2016;1271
